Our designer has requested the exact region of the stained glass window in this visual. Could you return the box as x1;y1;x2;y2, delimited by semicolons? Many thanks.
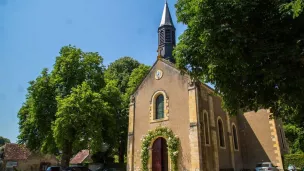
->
155;94;164;119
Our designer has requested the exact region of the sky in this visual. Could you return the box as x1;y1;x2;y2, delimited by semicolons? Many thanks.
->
0;0;187;143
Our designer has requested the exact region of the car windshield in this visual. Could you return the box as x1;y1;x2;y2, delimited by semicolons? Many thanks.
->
47;167;60;171
256;163;270;167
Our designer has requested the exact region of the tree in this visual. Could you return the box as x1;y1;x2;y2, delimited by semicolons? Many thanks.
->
18;45;113;167
284;124;304;153
104;57;149;163
17;68;58;154
53;82;115;165
174;0;304;126
0;136;10;146
50;46;106;167
105;57;140;94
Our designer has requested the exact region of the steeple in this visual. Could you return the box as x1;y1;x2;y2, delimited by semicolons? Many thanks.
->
160;1;174;27
158;0;176;63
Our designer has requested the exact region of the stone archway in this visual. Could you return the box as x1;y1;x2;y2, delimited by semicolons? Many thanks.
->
152;137;168;171
140;126;179;171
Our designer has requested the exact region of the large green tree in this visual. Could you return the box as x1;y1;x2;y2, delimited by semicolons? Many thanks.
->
104;57;150;163
174;0;304;126
18;68;57;154
0;136;10;146
53;82;115;165
18;45;115;167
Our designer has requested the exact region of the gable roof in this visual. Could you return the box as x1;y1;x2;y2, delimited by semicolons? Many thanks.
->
131;58;215;97
3;143;31;160
131;58;169;96
70;150;90;164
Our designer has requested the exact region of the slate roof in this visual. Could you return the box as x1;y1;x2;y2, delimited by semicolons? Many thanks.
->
70;150;90;164
4;143;31;160
159;1;174;27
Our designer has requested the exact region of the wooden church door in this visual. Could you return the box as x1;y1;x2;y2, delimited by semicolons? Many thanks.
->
152;137;168;171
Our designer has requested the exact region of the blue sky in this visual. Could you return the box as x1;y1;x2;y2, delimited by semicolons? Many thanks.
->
0;0;186;143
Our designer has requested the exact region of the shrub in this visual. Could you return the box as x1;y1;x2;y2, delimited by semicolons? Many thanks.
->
284;154;304;169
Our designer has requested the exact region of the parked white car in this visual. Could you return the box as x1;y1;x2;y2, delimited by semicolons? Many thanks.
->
287;164;297;171
255;162;278;171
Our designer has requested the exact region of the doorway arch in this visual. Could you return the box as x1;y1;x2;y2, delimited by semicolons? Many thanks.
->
152;137;168;171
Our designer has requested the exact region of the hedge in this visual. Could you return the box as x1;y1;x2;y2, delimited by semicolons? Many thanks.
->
284;154;304;169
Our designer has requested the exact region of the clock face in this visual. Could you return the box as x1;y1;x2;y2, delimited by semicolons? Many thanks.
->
155;70;163;80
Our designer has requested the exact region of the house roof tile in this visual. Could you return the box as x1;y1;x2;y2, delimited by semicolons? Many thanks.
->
70;150;90;164
4;143;31;160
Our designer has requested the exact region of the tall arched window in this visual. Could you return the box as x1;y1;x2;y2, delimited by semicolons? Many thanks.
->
155;94;164;119
203;111;210;145
232;124;239;150
217;118;225;148
150;91;169;123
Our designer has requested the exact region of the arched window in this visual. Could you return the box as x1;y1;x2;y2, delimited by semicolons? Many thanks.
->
217;118;225;148
232;124;239;150
155;94;164;119
150;91;169;123
203;111;210;145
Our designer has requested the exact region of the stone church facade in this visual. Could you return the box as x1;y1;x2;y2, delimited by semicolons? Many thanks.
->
127;2;289;171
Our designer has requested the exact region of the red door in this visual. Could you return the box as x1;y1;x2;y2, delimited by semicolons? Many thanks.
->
152;138;168;171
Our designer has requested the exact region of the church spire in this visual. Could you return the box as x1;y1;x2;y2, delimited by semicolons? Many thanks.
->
159;0;174;27
158;1;176;63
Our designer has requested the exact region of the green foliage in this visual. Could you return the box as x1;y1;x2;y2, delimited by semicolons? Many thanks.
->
282;0;304;18
17;68;58;154
0;136;10;146
52;45;105;96
105;57;140;94
104;57;149;163
284;124;304;154
140;127;179;171
284;154;304;169
125;64;150;101
18;45;113;167
18;46;150;166
174;0;304;126
53;82;115;154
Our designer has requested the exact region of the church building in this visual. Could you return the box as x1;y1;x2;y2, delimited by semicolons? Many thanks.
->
127;2;289;171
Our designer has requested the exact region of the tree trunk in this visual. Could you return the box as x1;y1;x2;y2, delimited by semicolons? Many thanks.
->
119;137;125;164
1;161;6;171
61;142;72;169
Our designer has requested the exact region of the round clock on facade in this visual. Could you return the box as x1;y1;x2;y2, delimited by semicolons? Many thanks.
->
155;69;163;80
